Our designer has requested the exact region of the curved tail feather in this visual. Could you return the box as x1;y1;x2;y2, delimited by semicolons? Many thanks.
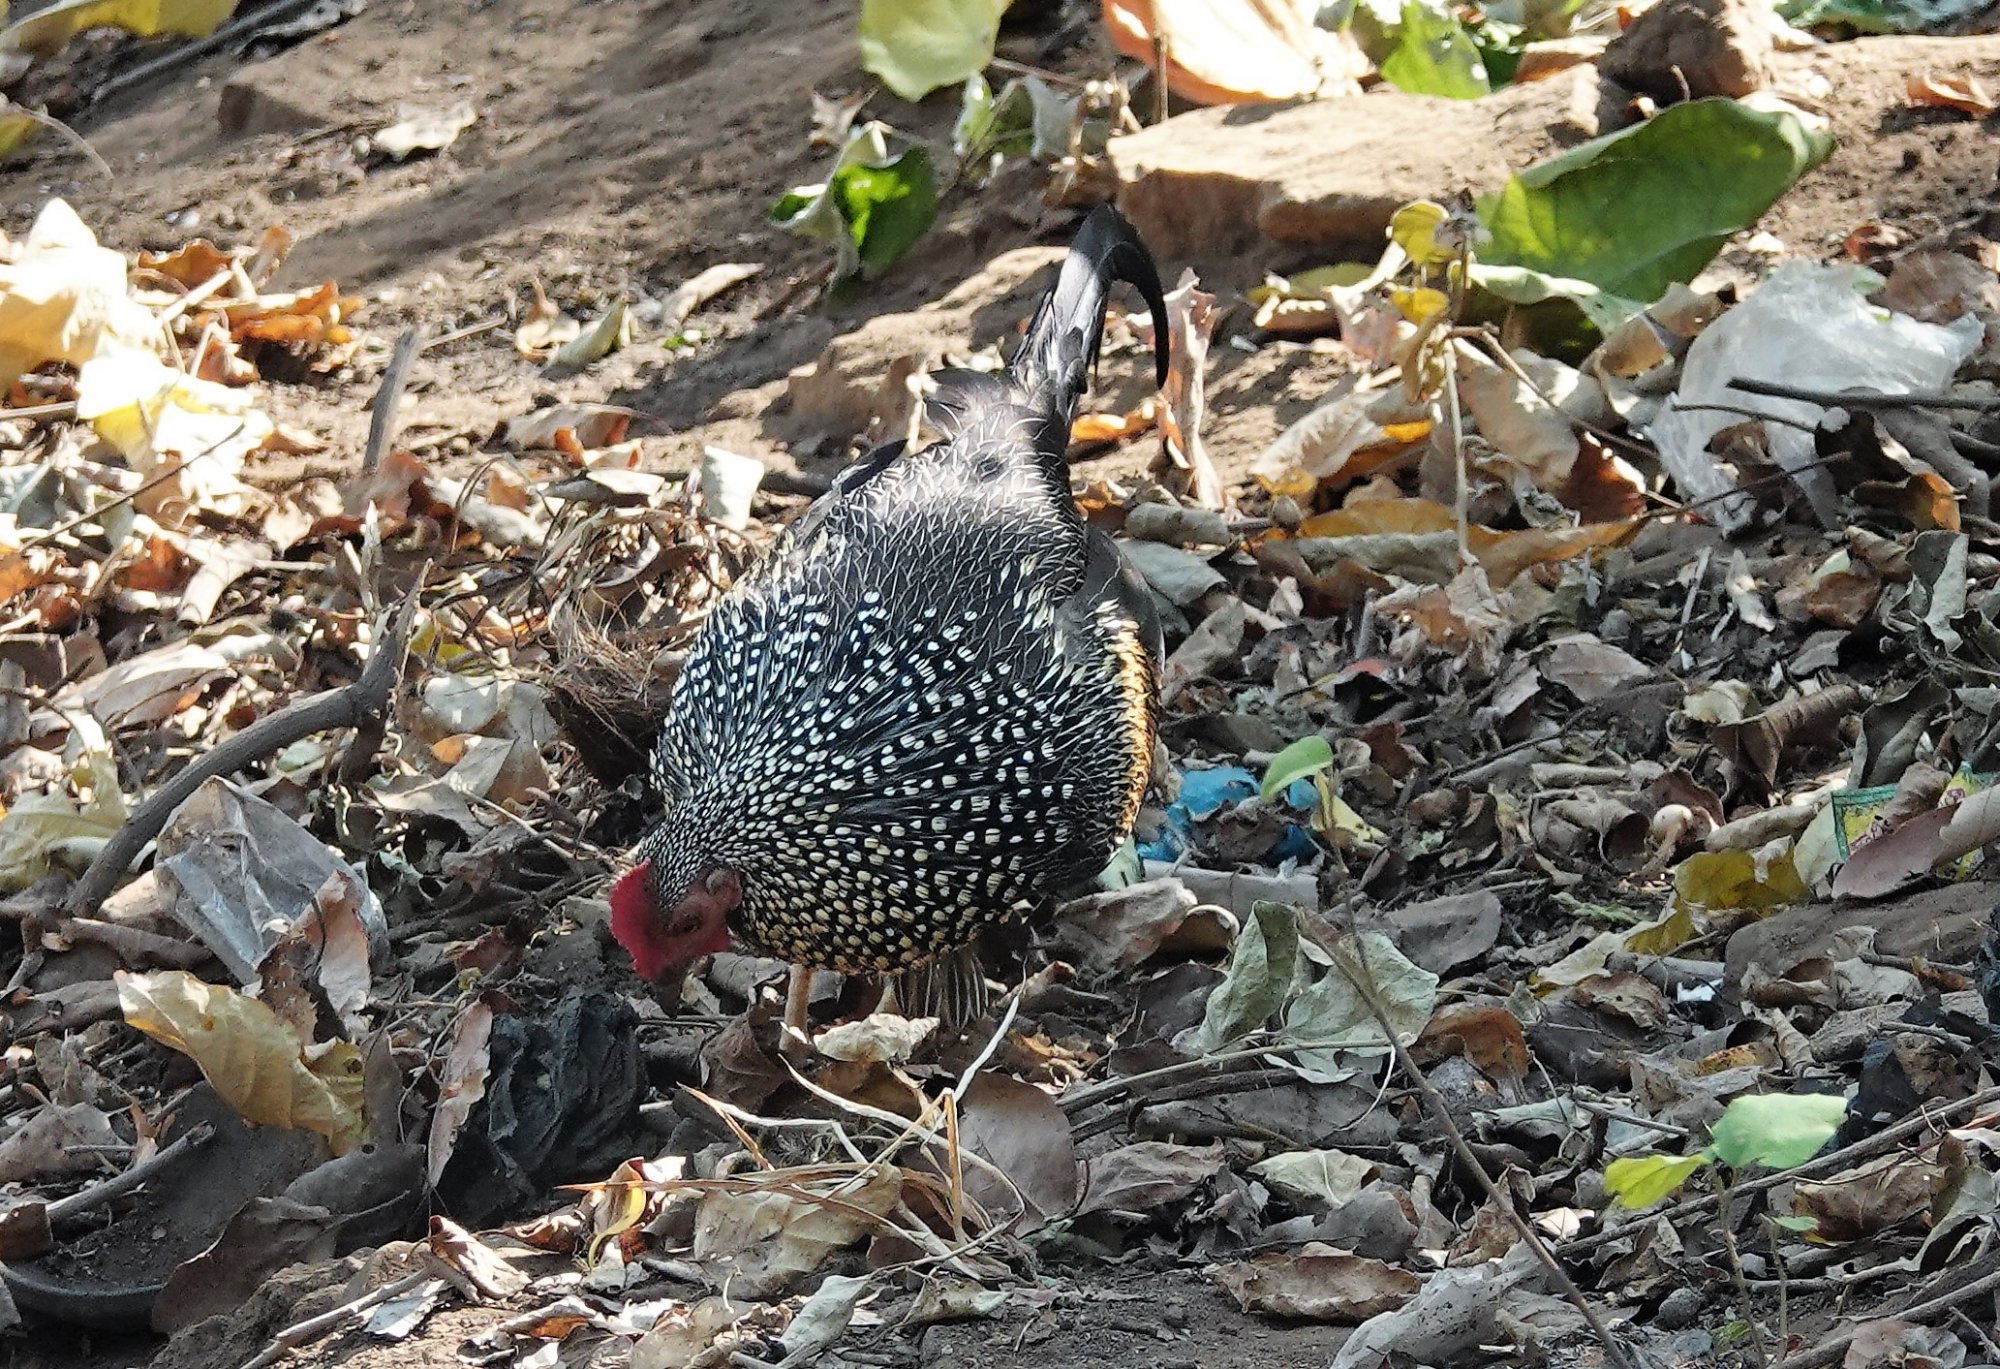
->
1013;206;1169;436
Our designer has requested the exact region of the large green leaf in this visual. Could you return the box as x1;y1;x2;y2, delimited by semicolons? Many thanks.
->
1477;99;1834;315
1379;2;1490;99
1708;1092;1847;1171
859;0;1010;102
830;147;938;272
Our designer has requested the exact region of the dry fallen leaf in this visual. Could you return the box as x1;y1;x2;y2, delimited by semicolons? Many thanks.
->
375;103;478;159
1213;1244;1419;1322
1102;0;1366;104
117;969;365;1154
1906;71;1996;118
1157;268;1224;509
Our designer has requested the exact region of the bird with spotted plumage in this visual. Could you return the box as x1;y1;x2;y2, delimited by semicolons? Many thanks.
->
607;205;1169;1042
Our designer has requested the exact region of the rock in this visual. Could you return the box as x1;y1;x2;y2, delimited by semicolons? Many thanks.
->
1721;879;1998;998
782;246;1060;443
1107;68;1605;262
216;73;333;138
1599;0;1777;101
1513;37;1611;83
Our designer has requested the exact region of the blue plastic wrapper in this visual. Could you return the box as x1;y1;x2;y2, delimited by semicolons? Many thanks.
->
1137;765;1317;863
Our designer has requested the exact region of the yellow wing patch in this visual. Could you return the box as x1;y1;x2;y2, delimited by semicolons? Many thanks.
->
1107;616;1158;837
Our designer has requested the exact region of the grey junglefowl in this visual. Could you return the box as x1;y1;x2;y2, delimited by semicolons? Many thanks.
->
608;206;1169;1038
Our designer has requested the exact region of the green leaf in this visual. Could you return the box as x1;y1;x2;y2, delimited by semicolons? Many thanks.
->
1379;1;1489;100
1468;262;1647;333
1709;1092;1847;1171
1477;99;1835;313
1260;735;1335;800
830;146;938;272
772;122;938;278
1604;1153;1709;1209
859;0;1010;102
1178;902;1300;1054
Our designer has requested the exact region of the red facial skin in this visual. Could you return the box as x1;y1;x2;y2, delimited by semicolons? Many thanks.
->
608;862;739;986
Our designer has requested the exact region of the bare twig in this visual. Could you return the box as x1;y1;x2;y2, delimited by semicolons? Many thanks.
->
236;1270;432;1369
1727;376;2000;413
1781;1255;2000;1369
63;599;416;918
1310;915;1640;1369
47;1122;215;1225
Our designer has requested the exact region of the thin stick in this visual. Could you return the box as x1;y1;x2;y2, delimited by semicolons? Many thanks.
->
236;1269;431;1369
1727;376;2000;413
46;1122;214;1224
93;0;334;109
422;316;506;352
1782;1256;2000;1369
1313;917;1639;1369
63;599;415;917
362;327;425;477
1058;1033;1383;1115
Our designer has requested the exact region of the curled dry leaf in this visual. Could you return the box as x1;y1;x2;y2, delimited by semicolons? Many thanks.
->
1156;268;1224;509
1102;0;1365;104
375;103;478;159
813;1011;938;1063
1906;71;1996;118
424;1215;529;1300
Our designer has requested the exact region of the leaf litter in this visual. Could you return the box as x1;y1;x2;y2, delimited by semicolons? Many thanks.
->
8;6;2000;1369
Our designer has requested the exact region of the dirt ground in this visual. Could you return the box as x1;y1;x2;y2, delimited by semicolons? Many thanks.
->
7;2;2000;1367
19;0;1998;505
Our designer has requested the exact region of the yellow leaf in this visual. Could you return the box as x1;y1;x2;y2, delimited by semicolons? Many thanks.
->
1624;904;1698;956
116;970;365;1154
1673;848;1807;915
1391;201;1452;267
1317;792;1383;844
76;347;271;514
1604;1153;1708;1209
0;199;159;384
1380;419;1434;443
1390;285;1449;324
1;0;235;55
0;107;35;158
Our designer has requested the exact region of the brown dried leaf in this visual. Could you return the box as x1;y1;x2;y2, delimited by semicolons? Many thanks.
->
692;1163;902;1297
1156;269;1224;508
1213;1244;1419;1322
426;1001;494;1186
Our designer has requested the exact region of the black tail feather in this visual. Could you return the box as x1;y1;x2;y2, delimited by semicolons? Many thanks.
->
1013;206;1169;431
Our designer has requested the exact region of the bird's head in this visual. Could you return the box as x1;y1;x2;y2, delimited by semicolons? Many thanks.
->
608;859;740;988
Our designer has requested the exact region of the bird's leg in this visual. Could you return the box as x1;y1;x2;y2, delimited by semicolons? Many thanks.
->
780;965;814;1057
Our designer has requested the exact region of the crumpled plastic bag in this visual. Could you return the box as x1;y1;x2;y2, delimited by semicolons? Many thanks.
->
1649;262;1981;534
